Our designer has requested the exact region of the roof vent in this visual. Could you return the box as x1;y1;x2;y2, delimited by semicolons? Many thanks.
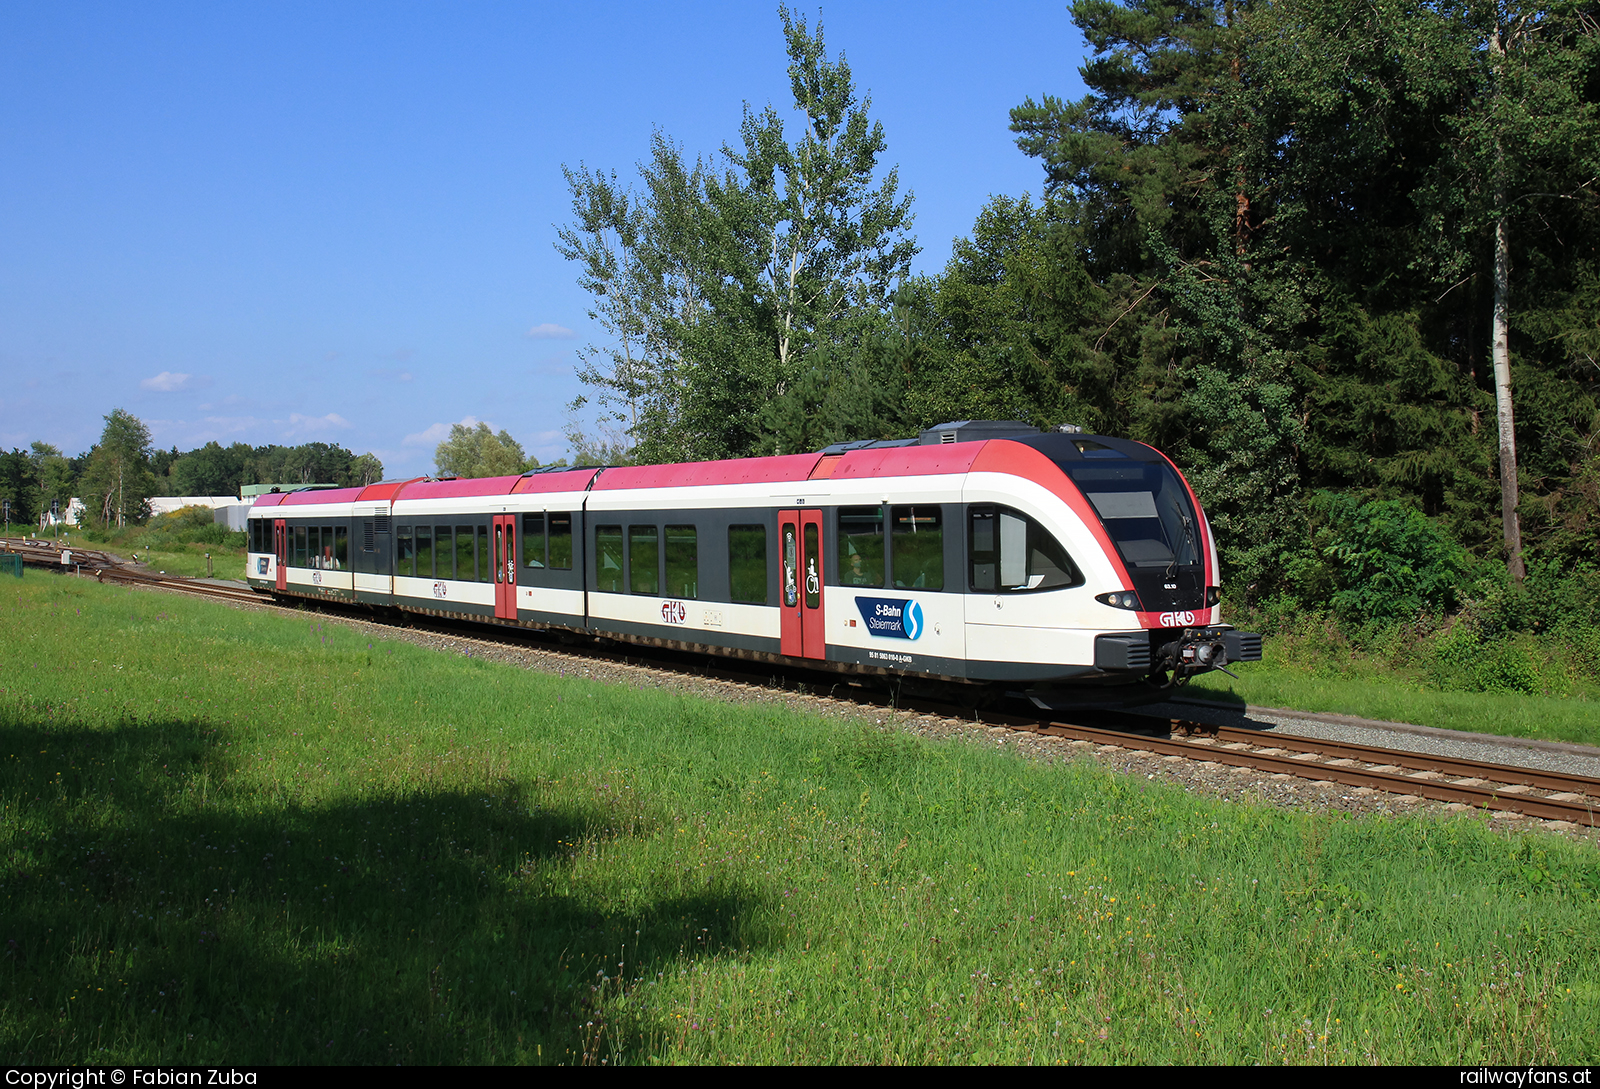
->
916;420;1040;446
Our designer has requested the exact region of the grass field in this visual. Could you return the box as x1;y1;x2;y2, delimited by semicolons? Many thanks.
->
2;574;1597;1064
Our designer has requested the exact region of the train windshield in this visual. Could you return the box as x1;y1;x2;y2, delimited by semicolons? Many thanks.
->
1064;461;1199;570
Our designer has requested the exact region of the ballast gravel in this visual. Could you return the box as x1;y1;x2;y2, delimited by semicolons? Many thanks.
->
145;583;1600;845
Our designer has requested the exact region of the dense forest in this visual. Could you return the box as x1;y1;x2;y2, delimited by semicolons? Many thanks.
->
561;2;1599;624
0;409;384;530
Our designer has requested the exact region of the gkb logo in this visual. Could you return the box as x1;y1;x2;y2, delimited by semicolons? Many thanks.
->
854;597;924;640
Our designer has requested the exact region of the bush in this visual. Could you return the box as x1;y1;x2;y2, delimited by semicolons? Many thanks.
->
1313;494;1469;628
1425;624;1547;695
1465;562;1600;639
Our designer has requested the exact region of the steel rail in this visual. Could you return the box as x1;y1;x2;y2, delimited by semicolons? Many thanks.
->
962;708;1599;827
1205;725;1599;794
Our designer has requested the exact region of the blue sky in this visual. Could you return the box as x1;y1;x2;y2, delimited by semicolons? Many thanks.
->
0;2;1089;476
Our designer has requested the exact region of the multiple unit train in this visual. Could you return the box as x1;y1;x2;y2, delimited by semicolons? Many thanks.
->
244;420;1259;705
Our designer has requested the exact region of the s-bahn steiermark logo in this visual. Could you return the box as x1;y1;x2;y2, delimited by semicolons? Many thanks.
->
855;597;924;640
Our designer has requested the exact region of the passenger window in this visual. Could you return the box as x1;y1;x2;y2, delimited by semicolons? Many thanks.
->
728;525;767;604
397;526;413;576
548;513;573;570
891;506;943;591
665;525;697;599
456;526;476;582
838;506;885;587
308;526;322;569
416;525;433;578
969;506;1081;592
321;525;335;569
629;525;658;595
293;525;307;567
436;526;454;579
334;526;347;568
596;526;623;593
522;513;546;568
803;523;820;608
477;526;491;583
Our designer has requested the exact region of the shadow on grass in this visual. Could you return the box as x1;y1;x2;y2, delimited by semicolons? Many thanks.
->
0;716;772;1064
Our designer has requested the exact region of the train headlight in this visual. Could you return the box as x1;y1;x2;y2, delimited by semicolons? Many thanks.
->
1206;586;1221;606
1095;591;1140;610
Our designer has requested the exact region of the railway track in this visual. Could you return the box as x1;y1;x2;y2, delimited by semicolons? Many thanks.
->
960;707;1600;828
19;539;1600;829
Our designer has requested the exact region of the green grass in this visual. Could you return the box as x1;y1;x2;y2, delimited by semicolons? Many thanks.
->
2;574;1598;1064
119;547;243;580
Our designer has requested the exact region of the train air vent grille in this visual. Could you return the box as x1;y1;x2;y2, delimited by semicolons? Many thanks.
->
940;431;957;444
1222;630;1263;662
362;521;375;552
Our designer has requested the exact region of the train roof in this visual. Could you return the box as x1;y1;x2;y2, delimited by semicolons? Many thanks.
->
246;423;1164;510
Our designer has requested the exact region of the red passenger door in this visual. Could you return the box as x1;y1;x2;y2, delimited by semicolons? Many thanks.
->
273;519;287;591
778;509;826;660
493;514;517;620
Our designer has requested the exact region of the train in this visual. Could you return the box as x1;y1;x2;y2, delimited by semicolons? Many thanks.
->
244;419;1260;706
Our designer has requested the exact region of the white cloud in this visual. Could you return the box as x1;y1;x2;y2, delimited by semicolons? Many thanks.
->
141;371;194;392
202;416;259;434
526;323;576;340
403;415;490;447
284;412;352;437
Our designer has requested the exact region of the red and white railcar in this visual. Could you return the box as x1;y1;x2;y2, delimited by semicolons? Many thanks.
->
245;421;1260;702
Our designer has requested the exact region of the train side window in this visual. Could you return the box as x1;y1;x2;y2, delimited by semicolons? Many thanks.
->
477;525;491;583
456;525;476;582
596;525;623;592
522;513;546;568
397;526;413;577
334;526;347;569
891;506;943;591
969;506;1081;593
838;506;885;587
436;526;454;579
548;513;573;569
293;525;307;567
321;525;335;568
416;525;433;578
665;525;697;599
803;523;820;608
307;526;321;569
728;525;767;604
629;525;659;595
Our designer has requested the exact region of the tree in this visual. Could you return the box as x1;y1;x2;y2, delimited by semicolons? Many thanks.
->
0;449;38;527
172;441;247;495
433;422;532;478
350;452;385;487
1235;0;1600;577
29;441;74;525
1464;1;1600;582
558;6;917;462
80;409;155;528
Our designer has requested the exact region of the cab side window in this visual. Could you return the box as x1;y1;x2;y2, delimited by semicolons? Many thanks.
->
969;506;1081;592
